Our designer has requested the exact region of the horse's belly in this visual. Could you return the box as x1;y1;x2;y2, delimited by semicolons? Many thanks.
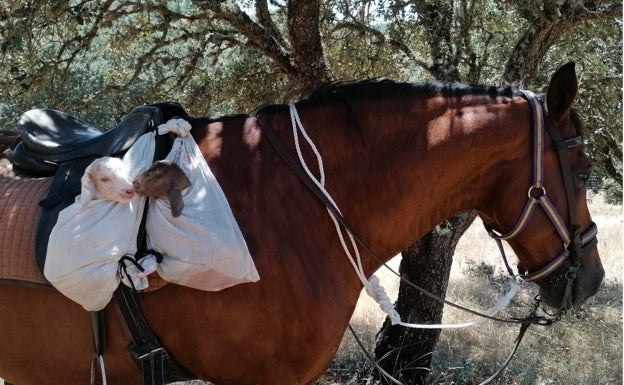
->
0;176;51;286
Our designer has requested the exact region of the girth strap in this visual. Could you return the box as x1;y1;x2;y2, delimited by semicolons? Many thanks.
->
113;130;195;385
113;284;196;384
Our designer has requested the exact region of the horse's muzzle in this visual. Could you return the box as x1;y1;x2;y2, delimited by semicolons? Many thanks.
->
538;256;604;309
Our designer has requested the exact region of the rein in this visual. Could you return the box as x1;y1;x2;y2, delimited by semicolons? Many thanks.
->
256;113;523;325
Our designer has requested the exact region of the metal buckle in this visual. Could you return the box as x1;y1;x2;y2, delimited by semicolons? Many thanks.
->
527;185;546;199
132;342;165;360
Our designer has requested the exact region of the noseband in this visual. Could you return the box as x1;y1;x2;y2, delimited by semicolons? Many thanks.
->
486;90;598;312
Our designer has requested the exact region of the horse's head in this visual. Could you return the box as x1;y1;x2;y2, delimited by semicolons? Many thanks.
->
480;63;604;311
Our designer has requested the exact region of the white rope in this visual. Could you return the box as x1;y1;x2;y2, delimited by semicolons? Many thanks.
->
288;104;518;329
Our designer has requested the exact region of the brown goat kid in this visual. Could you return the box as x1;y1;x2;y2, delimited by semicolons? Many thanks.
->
133;160;191;217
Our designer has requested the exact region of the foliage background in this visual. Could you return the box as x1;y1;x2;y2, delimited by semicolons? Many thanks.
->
0;1;621;200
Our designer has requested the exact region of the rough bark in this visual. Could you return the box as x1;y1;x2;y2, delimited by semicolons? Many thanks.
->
411;0;461;82
287;0;333;91
203;0;332;92
502;1;622;84
203;0;297;78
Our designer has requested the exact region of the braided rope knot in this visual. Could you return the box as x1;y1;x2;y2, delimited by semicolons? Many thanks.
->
366;275;402;325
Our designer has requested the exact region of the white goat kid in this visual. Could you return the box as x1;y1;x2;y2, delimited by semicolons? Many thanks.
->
81;157;135;206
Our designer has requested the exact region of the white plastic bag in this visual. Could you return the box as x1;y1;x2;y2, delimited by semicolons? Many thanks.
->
146;135;259;290
44;133;155;311
44;130;258;311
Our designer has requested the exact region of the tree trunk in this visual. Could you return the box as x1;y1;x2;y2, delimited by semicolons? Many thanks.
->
287;0;333;91
374;211;475;384
502;1;621;84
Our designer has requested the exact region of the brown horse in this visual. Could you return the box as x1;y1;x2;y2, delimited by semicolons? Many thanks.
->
0;63;603;385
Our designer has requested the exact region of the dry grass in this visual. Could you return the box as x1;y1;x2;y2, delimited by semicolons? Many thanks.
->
317;192;622;385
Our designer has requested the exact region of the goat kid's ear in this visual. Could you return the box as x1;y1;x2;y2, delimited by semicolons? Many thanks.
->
167;186;185;217
177;171;192;190
80;164;97;208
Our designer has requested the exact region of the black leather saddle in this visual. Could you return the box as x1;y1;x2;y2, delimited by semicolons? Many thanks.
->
13;102;188;176
13;102;188;272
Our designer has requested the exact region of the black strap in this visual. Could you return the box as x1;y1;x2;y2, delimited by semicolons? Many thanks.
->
349;321;531;385
546;123;582;255
554;136;583;150
477;322;532;385
113;284;195;384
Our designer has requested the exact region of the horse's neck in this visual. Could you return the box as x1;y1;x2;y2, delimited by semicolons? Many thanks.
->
193;98;528;278
293;96;530;270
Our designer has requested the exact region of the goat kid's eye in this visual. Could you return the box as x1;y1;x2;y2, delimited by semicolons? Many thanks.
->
100;177;111;183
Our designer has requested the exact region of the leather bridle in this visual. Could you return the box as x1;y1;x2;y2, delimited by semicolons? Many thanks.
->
485;90;598;314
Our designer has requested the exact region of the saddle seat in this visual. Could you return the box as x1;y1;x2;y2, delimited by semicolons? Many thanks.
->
13;102;187;176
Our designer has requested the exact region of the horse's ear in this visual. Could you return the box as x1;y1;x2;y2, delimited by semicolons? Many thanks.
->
546;62;578;122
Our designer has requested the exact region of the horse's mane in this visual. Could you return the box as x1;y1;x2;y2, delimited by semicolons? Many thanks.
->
203;79;586;138
253;78;515;116
298;79;515;106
